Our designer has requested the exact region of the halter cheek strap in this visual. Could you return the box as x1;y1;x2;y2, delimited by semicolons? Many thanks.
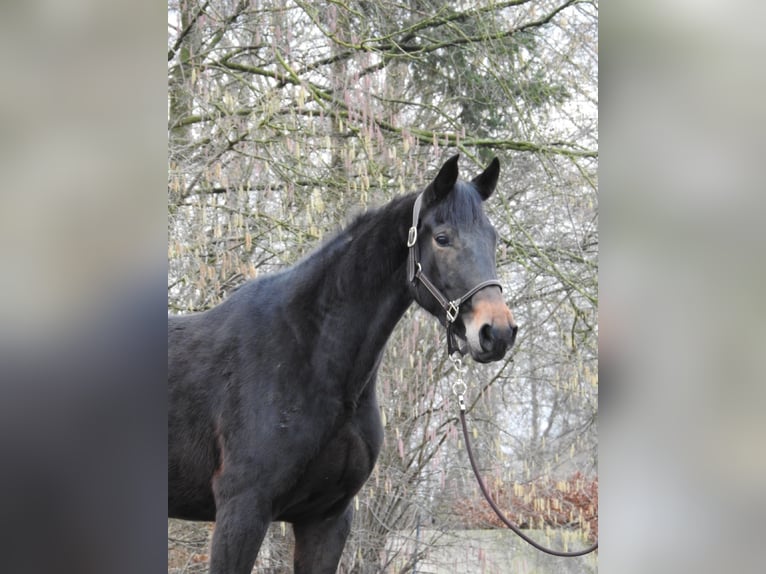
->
406;191;502;355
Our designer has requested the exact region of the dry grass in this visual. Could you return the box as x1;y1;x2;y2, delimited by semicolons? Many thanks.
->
168;519;214;574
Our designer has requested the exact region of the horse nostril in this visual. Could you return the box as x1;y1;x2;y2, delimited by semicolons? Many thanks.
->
479;324;495;352
479;323;517;353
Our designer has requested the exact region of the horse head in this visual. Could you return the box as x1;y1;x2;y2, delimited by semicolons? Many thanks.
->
409;154;518;363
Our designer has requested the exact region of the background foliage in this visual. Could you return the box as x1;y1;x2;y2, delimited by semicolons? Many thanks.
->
167;0;597;570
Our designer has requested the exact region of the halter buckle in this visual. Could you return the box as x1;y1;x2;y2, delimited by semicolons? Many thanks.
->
446;301;460;323
407;226;418;247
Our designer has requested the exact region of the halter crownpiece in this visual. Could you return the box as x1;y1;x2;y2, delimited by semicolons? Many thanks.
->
406;191;502;355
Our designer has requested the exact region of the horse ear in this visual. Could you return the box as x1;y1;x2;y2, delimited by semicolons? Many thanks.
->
472;157;500;200
430;154;460;201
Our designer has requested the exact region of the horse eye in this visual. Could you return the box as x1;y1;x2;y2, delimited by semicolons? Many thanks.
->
435;234;450;246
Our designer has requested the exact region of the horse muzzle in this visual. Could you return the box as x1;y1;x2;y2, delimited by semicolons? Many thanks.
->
463;288;517;363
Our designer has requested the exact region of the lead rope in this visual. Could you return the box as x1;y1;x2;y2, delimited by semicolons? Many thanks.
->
450;354;599;557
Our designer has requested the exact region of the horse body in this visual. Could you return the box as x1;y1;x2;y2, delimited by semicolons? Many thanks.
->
168;155;517;573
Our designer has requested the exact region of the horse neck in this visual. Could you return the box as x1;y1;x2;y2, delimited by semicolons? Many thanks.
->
298;194;417;393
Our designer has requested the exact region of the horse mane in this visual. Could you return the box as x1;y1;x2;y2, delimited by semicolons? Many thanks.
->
310;193;416;301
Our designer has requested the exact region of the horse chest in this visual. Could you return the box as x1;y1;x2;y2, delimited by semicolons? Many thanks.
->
275;406;383;522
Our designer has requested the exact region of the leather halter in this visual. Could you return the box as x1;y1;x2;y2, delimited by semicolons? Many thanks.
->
406;191;502;355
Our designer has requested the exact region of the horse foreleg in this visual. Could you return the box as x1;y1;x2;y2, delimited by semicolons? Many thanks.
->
293;504;354;574
209;484;270;574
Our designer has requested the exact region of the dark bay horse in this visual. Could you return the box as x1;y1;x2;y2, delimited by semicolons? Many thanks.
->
168;155;518;573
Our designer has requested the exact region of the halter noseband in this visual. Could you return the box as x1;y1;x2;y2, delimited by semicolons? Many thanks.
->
406;191;503;355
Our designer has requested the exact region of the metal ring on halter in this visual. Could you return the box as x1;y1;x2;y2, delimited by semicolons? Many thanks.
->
407;226;418;247
449;353;464;371
446;301;460;323
452;380;467;397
